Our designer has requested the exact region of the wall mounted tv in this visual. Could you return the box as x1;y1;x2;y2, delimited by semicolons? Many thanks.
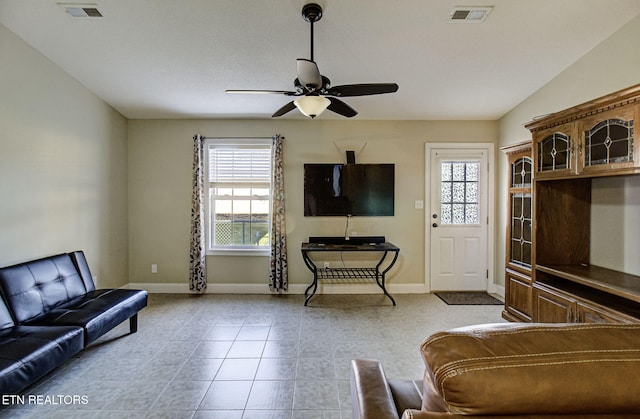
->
304;163;395;216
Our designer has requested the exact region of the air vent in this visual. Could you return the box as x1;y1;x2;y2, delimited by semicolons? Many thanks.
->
58;3;103;17
450;6;493;23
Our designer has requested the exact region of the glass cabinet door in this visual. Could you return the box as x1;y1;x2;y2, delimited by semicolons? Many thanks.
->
537;132;571;172
532;122;577;178
512;156;532;188
510;192;532;267
584;118;634;167
502;143;534;323
509;156;532;268
578;106;637;175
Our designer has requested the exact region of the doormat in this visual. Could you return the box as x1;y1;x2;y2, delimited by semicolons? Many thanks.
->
435;292;503;305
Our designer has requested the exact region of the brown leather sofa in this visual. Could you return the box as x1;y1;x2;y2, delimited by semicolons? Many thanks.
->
351;323;640;418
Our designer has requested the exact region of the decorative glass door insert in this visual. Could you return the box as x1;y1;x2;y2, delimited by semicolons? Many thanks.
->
512;156;532;188
440;161;479;224
585;118;634;166
538;132;570;172
509;156;532;267
511;193;532;267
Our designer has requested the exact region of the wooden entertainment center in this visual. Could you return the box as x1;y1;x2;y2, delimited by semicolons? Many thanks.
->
503;84;640;323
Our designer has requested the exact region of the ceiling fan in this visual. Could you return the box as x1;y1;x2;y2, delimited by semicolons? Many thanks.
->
226;3;399;119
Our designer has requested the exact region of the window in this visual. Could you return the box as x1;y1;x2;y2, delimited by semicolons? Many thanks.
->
440;161;480;224
206;139;272;254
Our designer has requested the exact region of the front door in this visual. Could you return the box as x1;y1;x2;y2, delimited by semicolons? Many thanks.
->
428;146;490;291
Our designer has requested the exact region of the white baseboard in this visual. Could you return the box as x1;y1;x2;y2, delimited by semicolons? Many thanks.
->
492;283;505;298
125;282;504;297
125;282;190;293
124;282;429;294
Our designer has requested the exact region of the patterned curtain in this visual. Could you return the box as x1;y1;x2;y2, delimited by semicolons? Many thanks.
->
269;134;288;292
189;134;207;292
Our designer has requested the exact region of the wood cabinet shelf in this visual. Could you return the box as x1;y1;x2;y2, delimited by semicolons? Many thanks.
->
534;275;640;322
536;264;640;304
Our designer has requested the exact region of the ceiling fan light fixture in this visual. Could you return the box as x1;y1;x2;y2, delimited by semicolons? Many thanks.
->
294;96;330;118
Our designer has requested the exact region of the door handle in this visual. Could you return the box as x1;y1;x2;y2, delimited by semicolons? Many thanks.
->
432;223;438;228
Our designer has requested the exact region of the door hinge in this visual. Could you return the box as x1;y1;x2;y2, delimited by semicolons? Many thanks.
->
486;270;489;279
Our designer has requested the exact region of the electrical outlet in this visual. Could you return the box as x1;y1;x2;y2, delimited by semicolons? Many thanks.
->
151;264;158;273
323;262;330;269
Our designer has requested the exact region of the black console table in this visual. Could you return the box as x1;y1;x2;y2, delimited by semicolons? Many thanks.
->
300;237;400;306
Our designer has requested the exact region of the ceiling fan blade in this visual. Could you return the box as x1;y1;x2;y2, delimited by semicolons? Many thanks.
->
272;101;297;118
326;83;399;97
226;89;297;95
327;97;357;118
297;59;322;90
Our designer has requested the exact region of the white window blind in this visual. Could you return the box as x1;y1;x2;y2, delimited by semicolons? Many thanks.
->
208;148;272;184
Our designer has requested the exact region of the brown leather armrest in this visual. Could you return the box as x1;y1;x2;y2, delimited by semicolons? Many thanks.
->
350;358;400;419
404;413;640;419
388;379;423;414
403;411;459;419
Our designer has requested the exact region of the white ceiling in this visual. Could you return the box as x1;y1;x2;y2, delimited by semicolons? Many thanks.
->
2;0;640;120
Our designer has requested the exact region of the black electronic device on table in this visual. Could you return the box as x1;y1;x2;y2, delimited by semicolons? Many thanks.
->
308;236;385;245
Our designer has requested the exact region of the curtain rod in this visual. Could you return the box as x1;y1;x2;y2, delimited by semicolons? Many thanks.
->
195;135;284;140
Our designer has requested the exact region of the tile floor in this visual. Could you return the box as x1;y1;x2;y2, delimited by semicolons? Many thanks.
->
2;293;504;418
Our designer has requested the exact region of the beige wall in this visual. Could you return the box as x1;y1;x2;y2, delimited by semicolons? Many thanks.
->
0;23;129;287
498;14;640;145
127;119;497;292
6;11;639;293
496;15;640;282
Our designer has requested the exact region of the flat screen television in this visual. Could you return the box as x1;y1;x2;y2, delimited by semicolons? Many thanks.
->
304;163;395;216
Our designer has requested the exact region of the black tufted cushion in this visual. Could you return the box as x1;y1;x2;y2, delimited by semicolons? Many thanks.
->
0;324;84;394
0;293;15;330
28;288;148;345
0;253;89;324
0;295;84;394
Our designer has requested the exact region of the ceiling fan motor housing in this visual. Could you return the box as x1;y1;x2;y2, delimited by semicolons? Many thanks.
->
302;3;323;23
